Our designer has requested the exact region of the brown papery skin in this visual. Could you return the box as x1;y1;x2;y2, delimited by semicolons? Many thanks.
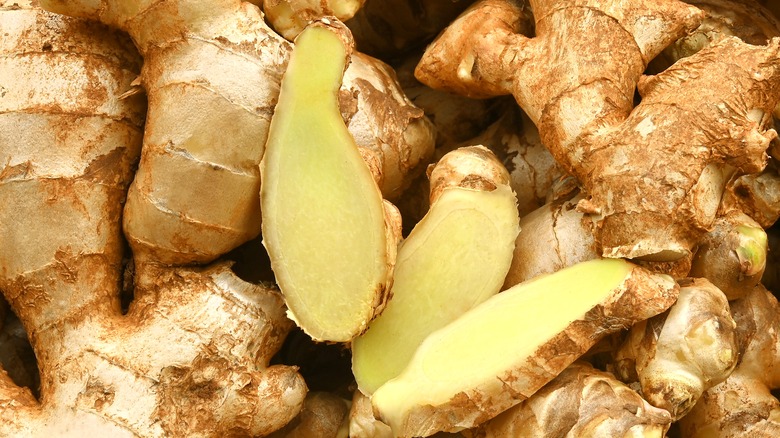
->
416;0;780;261
613;278;738;420
679;285;780;437
480;362;672;438
0;3;305;436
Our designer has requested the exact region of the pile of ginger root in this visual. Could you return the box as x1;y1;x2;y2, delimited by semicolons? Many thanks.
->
2;0;780;437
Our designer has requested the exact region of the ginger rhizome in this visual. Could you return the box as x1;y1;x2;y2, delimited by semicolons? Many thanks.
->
679;285;780;437
0;3;306;435
352;146;520;394
481;362;673;438
261;22;400;342
416;0;780;260
689;212;768;300
40;0;432;266
613;278;738;420
38;0;296;265
371;259;678;437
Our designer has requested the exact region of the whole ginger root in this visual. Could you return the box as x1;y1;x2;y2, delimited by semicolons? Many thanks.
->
0;2;306;435
6;0;780;436
416;0;780;261
679;285;780;437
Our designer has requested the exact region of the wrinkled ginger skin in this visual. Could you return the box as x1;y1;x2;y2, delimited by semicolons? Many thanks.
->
268;391;350;438
613;278;738;420
503;194;600;287
0;4;306;436
40;0;292;265
417;0;780;260
679;285;780;437
341;52;436;201
654;0;780;70
482;362;672;438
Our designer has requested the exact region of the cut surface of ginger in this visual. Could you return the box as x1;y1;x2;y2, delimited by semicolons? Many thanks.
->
261;24;389;342
372;258;678;437
352;184;519;394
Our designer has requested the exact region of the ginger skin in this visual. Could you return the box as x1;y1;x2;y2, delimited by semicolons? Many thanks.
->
0;3;306;435
40;0;293;265
679;285;780;437
481;362;672;438
417;0;780;260
614;278;738;420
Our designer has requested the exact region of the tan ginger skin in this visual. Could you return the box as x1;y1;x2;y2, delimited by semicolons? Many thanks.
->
41;0;433;266
614;278;738;420
679;285;780;437
0;3;306;436
480;362;672;438
416;0;780;261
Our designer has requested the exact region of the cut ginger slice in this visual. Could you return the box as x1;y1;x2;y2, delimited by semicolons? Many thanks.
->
260;23;392;342
352;181;519;394
371;258;679;437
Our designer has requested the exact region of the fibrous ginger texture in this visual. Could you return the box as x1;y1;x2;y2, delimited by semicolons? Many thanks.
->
481;362;672;438
614;278;738;420
261;22;399;342
268;391;350;438
0;3;306;436
39;0;292;265
416;0;780;260
371;259;678;437
352;146;519;394
679;285;780;437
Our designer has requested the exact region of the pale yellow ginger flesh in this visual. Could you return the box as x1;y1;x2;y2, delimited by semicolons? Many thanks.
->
261;24;394;342
372;259;678;437
352;147;520;394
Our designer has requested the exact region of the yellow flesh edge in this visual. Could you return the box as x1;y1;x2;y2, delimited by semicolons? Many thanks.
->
352;185;518;394
261;26;387;342
372;258;633;429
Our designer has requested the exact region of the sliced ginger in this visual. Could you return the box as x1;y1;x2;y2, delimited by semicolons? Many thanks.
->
261;23;397;342
371;259;678;437
352;146;520;394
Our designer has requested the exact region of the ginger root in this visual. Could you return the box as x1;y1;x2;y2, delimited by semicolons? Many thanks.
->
371;259;678;437
614;278;738;420
0;4;306;435
417;0;780;260
679;285;780;437
261;22;400;342
481;362;673;438
352;146;519;394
